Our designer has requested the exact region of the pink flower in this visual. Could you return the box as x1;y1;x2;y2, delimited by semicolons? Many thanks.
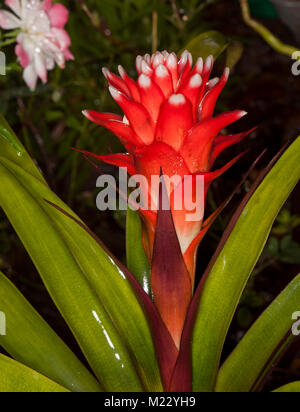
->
0;0;74;89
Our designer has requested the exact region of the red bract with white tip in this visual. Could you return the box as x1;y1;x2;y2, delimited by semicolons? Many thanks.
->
83;51;250;283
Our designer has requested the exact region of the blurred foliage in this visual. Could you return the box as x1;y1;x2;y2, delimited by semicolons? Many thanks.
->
0;0;224;208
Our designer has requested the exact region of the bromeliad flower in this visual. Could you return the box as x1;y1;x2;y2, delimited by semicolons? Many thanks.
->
83;51;250;278
0;0;73;89
82;51;251;346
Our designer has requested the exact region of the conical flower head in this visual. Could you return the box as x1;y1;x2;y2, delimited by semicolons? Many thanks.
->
83;51;250;281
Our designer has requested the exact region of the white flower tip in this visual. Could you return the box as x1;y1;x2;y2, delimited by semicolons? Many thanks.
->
224;67;230;80
180;50;189;59
82;110;90;119
123;116;130;125
118;65;126;78
196;57;204;73
208;77;219;89
240;110;248;118
152;53;164;68
190;73;202;88
167;52;177;68
109;85;121;100
155;64;168;78
144;54;151;64
205;55;214;70
102;67;110;79
136;55;143;72
169;94;186;106
138;74;151;88
141;60;152;75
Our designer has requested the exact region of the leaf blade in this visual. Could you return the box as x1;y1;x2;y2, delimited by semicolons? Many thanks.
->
216;274;300;392
126;206;151;295
0;355;70;393
0;159;143;392
190;137;300;391
0;271;102;393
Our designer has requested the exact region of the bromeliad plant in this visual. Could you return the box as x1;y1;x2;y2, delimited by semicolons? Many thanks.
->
0;49;300;393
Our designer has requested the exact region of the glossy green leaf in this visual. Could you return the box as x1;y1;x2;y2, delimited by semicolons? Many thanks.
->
0;355;70;393
126;206;151;295
216;274;300;392
0;158;143;392
0;118;162;391
273;382;300;392
0;114;46;184
190;136;300;392
42;201;162;391
181;30;228;60
0;271;102;393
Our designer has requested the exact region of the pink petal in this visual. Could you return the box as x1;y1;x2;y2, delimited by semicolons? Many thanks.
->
34;53;48;83
5;0;21;16
51;27;71;51
155;94;193;152
43;0;53;12
23;64;38;90
64;48;74;61
47;4;69;28
0;10;20;29
15;43;30;68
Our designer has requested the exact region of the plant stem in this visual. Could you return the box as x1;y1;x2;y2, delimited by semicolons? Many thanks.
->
152;10;158;54
240;0;299;58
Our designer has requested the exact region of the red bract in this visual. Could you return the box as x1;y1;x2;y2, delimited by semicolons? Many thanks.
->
83;51;250;279
82;51;251;347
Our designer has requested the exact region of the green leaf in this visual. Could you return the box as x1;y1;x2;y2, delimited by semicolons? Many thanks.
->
42;201;162;392
126;206;151;295
0;114;46;184
0;271;102;393
273;382;300;392
216;274;300;392
225;41;244;70
181;30;229;60
0;117;162;391
0;355;70;393
190;137;300;392
0;158;144;392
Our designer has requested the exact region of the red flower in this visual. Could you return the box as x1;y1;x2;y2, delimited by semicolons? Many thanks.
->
83;51;250;284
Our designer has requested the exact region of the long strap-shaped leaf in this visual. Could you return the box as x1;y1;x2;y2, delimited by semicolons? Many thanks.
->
0;114;46;185
126;206;151;295
0;271;102;392
0;116;175;391
273;382;300;392
172;137;300;392
41;200;163;391
0;160;143;392
216;274;300;392
0;355;70;393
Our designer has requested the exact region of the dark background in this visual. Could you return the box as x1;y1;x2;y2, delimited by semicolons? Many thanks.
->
0;0;299;391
